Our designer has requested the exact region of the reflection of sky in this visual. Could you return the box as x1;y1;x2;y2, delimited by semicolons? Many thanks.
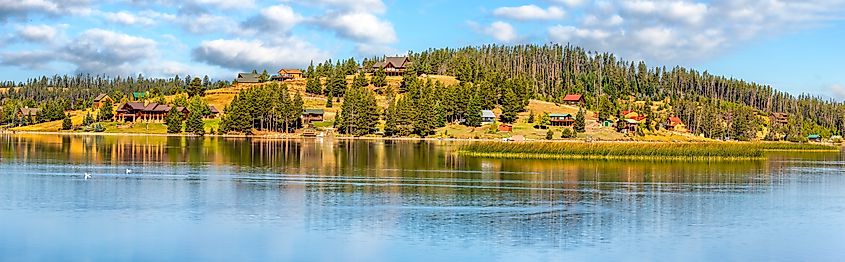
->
1;136;845;261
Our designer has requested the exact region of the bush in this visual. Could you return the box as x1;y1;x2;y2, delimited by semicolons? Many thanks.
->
545;129;554;140
561;128;576;139
92;123;105;132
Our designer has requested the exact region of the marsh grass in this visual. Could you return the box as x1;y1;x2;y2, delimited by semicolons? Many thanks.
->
460;142;766;161
753;142;839;151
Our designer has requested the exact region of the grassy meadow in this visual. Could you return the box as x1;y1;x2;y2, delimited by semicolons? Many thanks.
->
460;142;768;161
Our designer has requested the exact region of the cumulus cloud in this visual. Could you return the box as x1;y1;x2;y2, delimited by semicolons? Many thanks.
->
241;5;301;34
550;0;586;7
102;11;156;26
482;21;518;42
316;11;396;44
0;0;92;22
829;84;845;101
63;29;157;74
302;0;387;14
15;24;61;43
493;5;565;21
547;0;845;63
0;50;55;69
192;38;329;71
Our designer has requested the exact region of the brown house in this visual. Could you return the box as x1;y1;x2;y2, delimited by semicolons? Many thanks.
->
616;119;639;134
116;102;172;122
498;123;513;132
16;107;41;122
770;112;788;125
93;94;113;109
562;94;584;106
277;69;303;80
549;113;574;126
665;116;687;132
208;106;220;119
372;56;412;76
302;109;325;124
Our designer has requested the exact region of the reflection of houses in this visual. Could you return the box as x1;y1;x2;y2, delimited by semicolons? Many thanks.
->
617;119;639;133
236;73;260;85
301;109;325;123
549;113;574;126
275;69;303;81
770;112;789;125
481;110;496;124
562;94;584;106
665;116;687;132
371;56;412;76
93;94;113;109
16;107;40;122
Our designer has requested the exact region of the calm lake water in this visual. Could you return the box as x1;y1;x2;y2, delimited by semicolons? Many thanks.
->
2;134;845;261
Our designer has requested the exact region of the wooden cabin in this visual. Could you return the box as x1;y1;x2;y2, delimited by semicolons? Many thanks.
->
277;69;303;80
371;56;412;76
93;94;113;109
617;119;639;134
236;73;260;85
302;109;325;123
549;113;574;126
16;107;40;122
665;116;687;132
207;106;220;119
115;102;172;122
562;94;584;106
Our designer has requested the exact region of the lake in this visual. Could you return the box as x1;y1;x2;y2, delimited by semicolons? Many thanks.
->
1;134;844;261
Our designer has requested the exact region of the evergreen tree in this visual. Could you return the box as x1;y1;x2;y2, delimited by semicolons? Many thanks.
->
372;67;387;88
499;88;522;123
165;107;183;134
185;112;204;136
259;69;270;82
187;77;204;97
528;110;535;124
384;97;414;136
325;90;333;108
83;112;94;126
219;96;253;135
574;107;586;133
61;113;72;130
336;86;379;136
464;94;482;127
539;112;551;127
306;72;322;95
352;71;369;88
546;129;554;140
97;99;113;121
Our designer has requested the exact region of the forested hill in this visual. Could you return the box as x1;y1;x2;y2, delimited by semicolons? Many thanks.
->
398;44;844;138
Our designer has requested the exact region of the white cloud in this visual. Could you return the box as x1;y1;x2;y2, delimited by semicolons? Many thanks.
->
305;0;386;14
0;0;92;21
317;11;396;44
63;29;157;74
103;11;155;26
551;0;586;7
192;38;330;71
483;21;517;42
547;0;845;63
241;4;301;34
16;24;60;43
493;5;565;20
829;84;845;101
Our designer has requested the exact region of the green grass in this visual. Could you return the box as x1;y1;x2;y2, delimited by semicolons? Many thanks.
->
460;142;765;161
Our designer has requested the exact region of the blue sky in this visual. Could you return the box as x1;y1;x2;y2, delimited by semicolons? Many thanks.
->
1;0;844;100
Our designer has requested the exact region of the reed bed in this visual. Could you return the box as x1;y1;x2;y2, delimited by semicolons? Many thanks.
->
460;142;765;161
752;142;840;151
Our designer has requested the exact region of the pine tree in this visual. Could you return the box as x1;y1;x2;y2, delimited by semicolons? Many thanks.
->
372;67;387;88
337;86;379;136
546;129;554;140
83;112;94;126
185;112;204;136
61;113;72;130
528;110;535;124
464;94;482;127
539;112;551;127
499;88;521;123
325;90;333;108
165;107;183;134
97;99;113;121
574;107;586;133
188;77;204;97
259;69;270;82
306;73;322;95
353;71;368;88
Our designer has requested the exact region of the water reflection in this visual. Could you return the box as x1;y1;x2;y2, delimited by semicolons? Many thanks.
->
2;134;845;260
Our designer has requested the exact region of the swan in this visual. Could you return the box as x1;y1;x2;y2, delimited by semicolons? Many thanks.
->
84;173;92;180
126;169;132;174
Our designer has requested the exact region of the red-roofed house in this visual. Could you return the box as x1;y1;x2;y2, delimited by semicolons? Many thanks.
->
665;116;687;132
562;94;584;106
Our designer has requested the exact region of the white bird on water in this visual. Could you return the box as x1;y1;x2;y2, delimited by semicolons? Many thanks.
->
84;173;92;180
125;169;132;174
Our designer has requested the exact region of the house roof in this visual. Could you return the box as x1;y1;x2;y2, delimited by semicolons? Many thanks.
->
481;110;496;118
549;113;572;118
373;56;411;69
209;105;220;114
120;102;146;111
303;109;325;115
94;93;110;102
808;134;821;139
132;92;146;99
278;69;302;75
237;73;260;83
562;94;583;102
668;116;683;126
18;107;40;116
623;119;640;124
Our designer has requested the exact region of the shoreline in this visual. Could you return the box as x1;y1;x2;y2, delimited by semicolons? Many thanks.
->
1;130;843;149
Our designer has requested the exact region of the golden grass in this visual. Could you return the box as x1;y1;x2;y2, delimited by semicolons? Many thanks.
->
460;142;766;161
